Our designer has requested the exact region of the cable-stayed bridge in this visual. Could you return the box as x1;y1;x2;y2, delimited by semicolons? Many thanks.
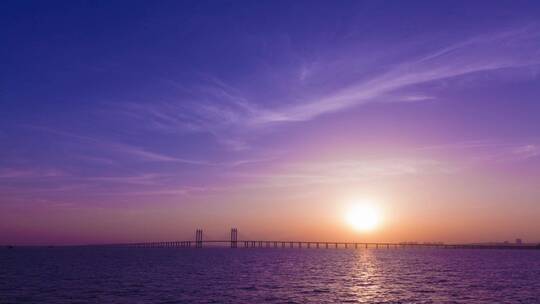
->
110;228;540;250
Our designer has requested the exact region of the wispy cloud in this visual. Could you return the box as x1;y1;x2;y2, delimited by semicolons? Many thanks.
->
111;143;213;165
416;139;540;165
21;125;274;168
120;27;540;149
117;79;262;150
88;186;208;197
487;144;540;163
224;158;450;190
0;168;66;179
82;173;169;185
511;144;540;160
415;139;516;152
24;125;214;166
251;27;540;123
76;155;117;166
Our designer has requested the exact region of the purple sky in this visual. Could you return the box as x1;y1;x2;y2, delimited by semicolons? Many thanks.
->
2;1;540;245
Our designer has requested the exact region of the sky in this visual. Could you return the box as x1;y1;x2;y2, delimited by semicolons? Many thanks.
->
2;1;540;245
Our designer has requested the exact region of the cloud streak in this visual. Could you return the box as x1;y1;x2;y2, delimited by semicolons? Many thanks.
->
0;168;66;179
121;27;540;149
23;125;269;167
252;27;540;124
224;158;451;190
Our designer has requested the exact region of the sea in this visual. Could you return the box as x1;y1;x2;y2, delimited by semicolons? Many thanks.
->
1;247;539;303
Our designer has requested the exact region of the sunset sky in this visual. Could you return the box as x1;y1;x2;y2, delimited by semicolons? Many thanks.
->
2;1;540;245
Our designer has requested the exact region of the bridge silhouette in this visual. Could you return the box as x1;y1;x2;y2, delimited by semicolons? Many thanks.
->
116;228;539;250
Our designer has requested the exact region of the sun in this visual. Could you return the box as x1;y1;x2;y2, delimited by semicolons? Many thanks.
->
345;201;381;232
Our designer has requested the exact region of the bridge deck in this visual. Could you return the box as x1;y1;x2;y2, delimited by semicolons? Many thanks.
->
110;240;539;250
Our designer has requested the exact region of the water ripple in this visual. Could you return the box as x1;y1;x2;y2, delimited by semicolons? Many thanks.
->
1;247;539;303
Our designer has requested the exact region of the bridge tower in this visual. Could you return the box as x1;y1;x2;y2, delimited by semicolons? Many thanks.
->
230;228;238;248
195;229;203;248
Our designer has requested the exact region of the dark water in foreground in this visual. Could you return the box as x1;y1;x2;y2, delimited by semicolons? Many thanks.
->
1;247;540;303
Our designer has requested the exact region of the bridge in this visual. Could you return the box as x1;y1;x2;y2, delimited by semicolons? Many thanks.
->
115;228;540;250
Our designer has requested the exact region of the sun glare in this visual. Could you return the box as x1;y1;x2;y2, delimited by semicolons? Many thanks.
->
345;201;381;232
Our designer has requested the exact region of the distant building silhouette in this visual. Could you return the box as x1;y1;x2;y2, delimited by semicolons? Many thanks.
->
516;238;522;245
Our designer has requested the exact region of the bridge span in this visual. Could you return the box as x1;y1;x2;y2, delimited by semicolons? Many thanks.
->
112;229;540;250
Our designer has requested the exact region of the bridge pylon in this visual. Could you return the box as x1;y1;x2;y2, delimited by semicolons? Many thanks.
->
230;228;238;248
195;229;203;248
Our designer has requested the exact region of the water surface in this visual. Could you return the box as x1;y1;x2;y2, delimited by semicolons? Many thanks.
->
1;247;539;303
